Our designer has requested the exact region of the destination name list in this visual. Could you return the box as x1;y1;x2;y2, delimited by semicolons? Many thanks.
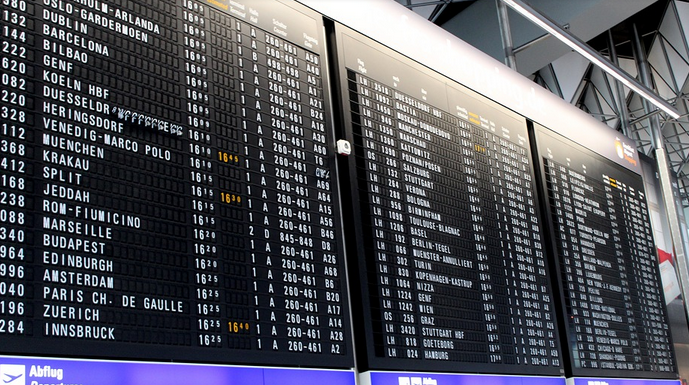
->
0;0;351;365
541;136;674;374
348;70;561;368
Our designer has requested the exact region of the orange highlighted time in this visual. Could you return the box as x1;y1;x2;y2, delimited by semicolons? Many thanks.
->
220;192;241;204
218;151;239;164
229;321;250;333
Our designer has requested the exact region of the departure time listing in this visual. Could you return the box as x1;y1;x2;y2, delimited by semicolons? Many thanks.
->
0;0;352;367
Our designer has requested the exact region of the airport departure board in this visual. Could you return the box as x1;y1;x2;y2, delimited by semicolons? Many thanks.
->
532;125;676;378
0;0;680;379
335;29;563;374
0;0;353;367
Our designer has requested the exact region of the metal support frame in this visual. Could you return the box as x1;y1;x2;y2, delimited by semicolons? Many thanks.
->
607;30;632;136
399;0;474;23
632;22;689;322
496;0;517;70
502;0;681;119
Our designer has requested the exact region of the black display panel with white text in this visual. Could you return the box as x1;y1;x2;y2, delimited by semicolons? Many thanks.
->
532;124;676;378
333;25;564;375
0;0;353;368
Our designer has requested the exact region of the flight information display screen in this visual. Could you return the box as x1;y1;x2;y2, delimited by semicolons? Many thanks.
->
335;29;563;375
532;125;676;378
0;0;353;367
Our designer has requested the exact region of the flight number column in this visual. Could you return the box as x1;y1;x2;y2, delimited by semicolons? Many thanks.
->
349;72;413;359
372;82;418;359
182;2;222;348
0;0;32;337
544;160;592;366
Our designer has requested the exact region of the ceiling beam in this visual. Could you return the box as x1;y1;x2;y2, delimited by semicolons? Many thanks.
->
502;0;681;119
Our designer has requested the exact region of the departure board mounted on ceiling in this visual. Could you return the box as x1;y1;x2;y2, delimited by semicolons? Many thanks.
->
0;0;353;368
531;124;677;379
332;24;564;375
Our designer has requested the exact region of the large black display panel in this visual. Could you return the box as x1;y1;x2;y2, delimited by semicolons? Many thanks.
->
0;0;353;367
334;27;563;374
532;125;677;378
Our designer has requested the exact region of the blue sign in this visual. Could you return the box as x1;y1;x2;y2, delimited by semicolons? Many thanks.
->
362;371;566;385
0;356;356;385
569;378;681;385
